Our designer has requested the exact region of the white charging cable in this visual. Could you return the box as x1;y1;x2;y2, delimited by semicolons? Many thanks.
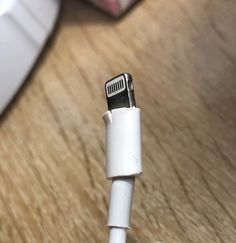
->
103;73;142;243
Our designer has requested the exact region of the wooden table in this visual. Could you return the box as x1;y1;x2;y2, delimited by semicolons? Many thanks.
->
0;0;236;242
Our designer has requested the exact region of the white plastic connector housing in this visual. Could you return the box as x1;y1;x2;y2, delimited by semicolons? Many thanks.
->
103;107;142;179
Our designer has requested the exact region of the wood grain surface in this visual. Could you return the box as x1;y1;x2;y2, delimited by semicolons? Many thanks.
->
0;0;236;242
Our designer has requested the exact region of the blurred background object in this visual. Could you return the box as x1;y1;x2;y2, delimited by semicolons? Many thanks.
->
87;0;138;17
0;0;236;243
0;0;61;114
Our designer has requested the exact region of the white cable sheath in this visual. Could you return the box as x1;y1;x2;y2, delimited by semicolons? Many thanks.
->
103;107;142;243
108;178;135;243
108;178;135;228
103;108;142;178
109;227;127;243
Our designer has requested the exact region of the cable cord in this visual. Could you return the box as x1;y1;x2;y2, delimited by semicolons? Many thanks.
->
108;178;135;243
103;73;142;243
109;228;127;243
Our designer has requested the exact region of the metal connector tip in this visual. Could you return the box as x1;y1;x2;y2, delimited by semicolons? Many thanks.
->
105;73;136;110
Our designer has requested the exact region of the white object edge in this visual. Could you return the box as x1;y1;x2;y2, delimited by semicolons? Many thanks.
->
0;0;61;114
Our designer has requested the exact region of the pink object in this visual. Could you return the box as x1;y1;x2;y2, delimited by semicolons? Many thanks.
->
88;0;137;17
